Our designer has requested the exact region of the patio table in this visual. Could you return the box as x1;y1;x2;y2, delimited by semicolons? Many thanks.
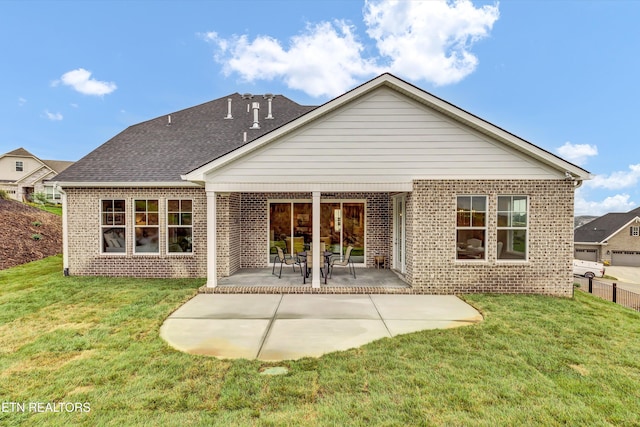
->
298;251;334;284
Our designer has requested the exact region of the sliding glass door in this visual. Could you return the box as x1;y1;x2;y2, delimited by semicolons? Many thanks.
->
268;200;365;264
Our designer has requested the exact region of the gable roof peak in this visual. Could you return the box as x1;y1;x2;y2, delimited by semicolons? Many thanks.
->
4;147;35;157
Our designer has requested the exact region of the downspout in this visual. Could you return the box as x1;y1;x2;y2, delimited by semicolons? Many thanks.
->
55;183;70;276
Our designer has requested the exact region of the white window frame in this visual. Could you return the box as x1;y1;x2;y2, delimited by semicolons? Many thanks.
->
455;195;487;262
167;199;193;255
15;161;23;172
44;185;61;201
632;226;639;237
497;195;529;262
267;199;367;265
134;199;160;255
100;199;127;255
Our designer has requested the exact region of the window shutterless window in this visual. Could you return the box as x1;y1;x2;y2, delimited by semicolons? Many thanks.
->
167;199;192;253
134;200;159;254
101;200;126;253
44;185;61;201
15;161;23;172
497;196;528;261
456;196;487;260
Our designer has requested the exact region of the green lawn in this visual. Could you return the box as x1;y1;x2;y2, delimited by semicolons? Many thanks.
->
27;203;62;216
1;256;639;426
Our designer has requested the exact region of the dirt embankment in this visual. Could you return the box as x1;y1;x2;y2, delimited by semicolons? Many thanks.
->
0;199;62;270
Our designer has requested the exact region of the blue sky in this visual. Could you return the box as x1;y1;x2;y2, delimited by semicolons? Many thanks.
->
1;0;639;216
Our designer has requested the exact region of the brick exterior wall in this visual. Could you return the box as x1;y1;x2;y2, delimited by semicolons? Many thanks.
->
409;179;575;296
65;181;576;297
65;187;207;278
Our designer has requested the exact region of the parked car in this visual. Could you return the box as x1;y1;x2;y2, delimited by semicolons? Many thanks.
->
573;259;605;278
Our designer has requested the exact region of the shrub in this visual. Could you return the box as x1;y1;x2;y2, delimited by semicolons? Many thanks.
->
32;192;48;205
31;234;42;241
0;189;9;200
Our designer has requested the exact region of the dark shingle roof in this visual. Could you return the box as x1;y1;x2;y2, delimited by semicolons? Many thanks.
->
574;206;640;242
55;93;316;183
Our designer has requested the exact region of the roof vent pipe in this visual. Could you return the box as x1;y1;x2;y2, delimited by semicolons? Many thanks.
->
250;102;260;129
243;131;247;143
167;115;171;126
225;98;233;119
264;94;274;119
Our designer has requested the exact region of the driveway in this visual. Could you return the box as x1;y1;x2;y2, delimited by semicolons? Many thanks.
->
160;294;483;361
601;266;640;293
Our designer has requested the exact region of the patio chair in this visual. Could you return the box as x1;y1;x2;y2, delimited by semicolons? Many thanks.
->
272;247;300;278
329;246;356;279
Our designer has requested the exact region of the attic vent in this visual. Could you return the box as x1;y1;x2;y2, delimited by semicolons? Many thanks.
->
250;102;260;129
224;98;233;119
242;93;253;99
264;94;274;119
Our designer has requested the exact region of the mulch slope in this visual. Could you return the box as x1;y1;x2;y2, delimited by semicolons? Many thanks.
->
0;199;62;270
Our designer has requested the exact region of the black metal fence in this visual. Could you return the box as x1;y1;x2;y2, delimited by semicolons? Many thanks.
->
575;276;640;312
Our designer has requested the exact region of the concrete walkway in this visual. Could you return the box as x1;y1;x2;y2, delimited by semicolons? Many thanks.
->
160;294;483;361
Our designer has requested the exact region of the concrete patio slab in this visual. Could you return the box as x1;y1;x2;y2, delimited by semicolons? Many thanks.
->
160;293;483;361
169;294;282;319
160;318;270;359
370;295;484;322
258;319;391;361
276;294;380;319
384;319;480;336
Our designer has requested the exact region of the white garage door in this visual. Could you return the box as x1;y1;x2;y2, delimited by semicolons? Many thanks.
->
612;251;640;267
575;249;597;262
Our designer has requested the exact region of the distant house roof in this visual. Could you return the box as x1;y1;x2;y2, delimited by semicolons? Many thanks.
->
575;206;640;243
5;147;35;157
41;159;74;174
54;93;316;184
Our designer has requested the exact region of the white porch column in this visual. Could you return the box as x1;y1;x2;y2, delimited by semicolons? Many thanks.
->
206;190;217;288
312;191;321;288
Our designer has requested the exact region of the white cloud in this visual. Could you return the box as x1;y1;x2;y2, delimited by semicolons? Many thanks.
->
556;141;598;166
575;191;636;216
56;68;117;96
43;110;63;121
18;97;27;106
586;164;640;190
203;0;499;97
202;20;378;97
363;0;500;85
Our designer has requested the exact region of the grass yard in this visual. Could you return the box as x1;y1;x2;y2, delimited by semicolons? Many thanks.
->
1;256;640;426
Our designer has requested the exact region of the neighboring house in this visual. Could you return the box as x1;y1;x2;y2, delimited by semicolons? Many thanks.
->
574;206;640;266
54;73;591;295
0;147;74;203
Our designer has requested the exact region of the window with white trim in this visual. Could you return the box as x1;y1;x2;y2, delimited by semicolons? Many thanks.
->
134;199;159;253
101;200;126;253
44;185;61;201
456;196;487;260
631;226;639;237
15;161;23;172
167;199;192;253
497;196;528;260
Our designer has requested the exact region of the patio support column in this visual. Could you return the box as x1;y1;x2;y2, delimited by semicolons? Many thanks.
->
206;190;217;288
312;191;321;288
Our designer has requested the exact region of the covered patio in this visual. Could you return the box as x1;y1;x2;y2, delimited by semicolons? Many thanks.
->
200;267;411;294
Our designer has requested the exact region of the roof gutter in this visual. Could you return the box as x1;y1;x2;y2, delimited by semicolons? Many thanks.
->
52;181;202;188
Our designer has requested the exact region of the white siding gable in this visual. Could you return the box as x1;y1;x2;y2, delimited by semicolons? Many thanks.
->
206;87;561;189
